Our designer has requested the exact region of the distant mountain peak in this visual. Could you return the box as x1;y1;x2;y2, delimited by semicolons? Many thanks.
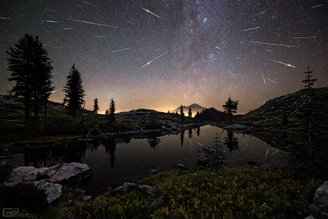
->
189;103;203;108
172;103;206;115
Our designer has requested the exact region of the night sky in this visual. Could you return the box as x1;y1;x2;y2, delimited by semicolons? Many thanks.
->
0;0;327;114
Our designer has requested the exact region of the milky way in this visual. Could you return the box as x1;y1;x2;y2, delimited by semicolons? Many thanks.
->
0;0;327;113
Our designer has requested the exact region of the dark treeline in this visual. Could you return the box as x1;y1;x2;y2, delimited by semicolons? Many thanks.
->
6;34;117;127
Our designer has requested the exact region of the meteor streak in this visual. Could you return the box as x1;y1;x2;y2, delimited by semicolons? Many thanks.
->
261;72;267;85
247;41;298;48
46;20;58;23
312;4;324;8
258;10;267;16
228;70;237;78
272;150;280;155
68;18;121;29
142;8;160;19
138;51;168;70
111;47;130;53
241;26;259;32
202;55;206;63
265;149;269;159
51;88;63;94
95;35;110;38
292;36;317;39
266;77;278;84
272;59;296;68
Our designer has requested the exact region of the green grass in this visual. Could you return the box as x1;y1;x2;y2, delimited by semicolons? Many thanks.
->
57;167;322;219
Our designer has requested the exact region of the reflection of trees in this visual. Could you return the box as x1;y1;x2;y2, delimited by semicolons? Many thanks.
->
180;130;185;146
295;109;327;172
24;149;48;167
88;140;100;152
60;142;87;162
147;137;161;149
196;126;200;136
188;129;192;139
119;136;132;144
224;131;239;152
104;138;117;169
213;132;225;174
23;141;88;167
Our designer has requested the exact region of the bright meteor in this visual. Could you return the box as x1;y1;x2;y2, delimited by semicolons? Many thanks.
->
272;59;296;68
138;51;168;70
68;18;121;29
247;41;298;48
142;8;160;19
241;26;259;32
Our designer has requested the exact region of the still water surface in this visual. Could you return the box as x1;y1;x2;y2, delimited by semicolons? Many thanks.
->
5;125;289;193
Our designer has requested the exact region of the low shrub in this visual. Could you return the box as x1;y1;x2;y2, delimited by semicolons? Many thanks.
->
58;167;322;219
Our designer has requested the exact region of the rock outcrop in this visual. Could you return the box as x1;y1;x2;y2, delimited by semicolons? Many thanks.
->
4;166;38;187
310;181;328;217
33;180;62;204
47;162;90;183
2;162;90;204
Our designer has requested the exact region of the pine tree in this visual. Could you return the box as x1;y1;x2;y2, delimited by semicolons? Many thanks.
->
7;34;54;123
93;98;99;114
188;106;192;118
223;96;239;116
180;105;185;117
109;99;116;121
194;111;200;121
302;66;317;89
36;38;54;118
64;64;85;116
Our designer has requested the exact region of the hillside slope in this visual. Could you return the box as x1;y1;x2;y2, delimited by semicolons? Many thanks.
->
241;87;328;129
0;95;93;125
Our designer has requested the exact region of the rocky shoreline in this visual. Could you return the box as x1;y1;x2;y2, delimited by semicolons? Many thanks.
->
1;162;91;204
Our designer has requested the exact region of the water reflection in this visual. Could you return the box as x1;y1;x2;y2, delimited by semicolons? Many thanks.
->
180;130;185;146
291;110;327;172
196;126;200;136
147;136;161;149
23;142;88;167
104;138;117;168
2;125;290;192
188;129;192;139
224;131;239;152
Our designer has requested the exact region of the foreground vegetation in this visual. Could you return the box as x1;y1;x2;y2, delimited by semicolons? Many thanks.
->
57;167;322;219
